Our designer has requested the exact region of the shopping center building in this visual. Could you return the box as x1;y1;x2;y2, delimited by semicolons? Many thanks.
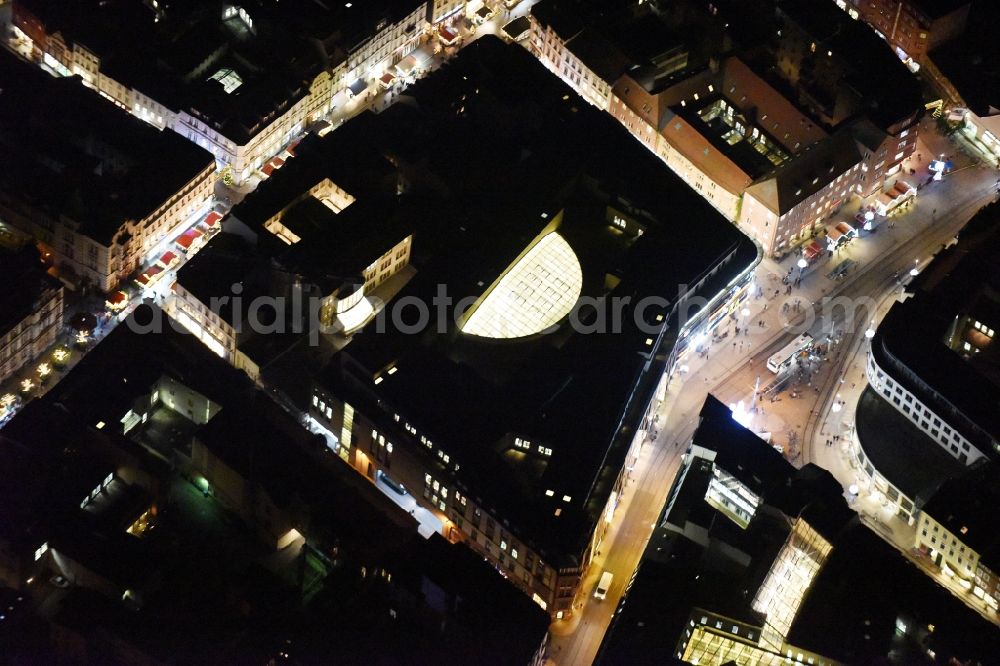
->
851;205;1000;524
304;37;758;619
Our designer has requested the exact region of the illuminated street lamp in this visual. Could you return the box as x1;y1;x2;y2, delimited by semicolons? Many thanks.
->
865;320;876;340
797;258;808;270
831;393;843;413
729;400;752;427
910;259;920;277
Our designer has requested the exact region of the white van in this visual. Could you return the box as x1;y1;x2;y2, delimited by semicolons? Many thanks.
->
594;571;613;600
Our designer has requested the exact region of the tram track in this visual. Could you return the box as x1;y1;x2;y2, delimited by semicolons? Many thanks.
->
706;182;998;441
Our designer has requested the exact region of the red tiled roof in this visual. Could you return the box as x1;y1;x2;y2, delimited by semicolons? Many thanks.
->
380;71;397;85
109;290;128;305
205;211;222;227
261;163;275;177
158;251;177;267
439;26;458;43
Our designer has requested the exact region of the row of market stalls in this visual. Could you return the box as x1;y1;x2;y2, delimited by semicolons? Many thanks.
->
874;179;916;216
825;220;858;250
105;210;223;313
798;178;913;265
352;42;438;100
260;140;301;179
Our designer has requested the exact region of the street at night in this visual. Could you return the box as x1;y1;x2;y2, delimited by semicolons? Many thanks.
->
1;0;999;664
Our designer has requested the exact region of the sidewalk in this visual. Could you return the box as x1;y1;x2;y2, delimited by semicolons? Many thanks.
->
0;293;117;426
670;121;1000;463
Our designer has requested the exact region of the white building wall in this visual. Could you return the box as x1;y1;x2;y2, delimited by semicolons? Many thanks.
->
530;21;612;110
866;351;985;464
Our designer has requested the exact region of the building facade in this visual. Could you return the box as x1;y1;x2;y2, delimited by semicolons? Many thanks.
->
0;247;64;385
865;348;986;465
912;464;1000;614
308;368;647;620
833;0;970;67
4;1;451;185
740;133;863;257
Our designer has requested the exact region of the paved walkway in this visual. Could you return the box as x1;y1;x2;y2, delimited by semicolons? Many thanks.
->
548;118;1000;663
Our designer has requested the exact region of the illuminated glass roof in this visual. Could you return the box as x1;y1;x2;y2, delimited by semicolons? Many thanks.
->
210;68;244;94
461;232;582;339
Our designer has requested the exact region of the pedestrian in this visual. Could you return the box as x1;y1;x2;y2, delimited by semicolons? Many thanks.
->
763;303;768;311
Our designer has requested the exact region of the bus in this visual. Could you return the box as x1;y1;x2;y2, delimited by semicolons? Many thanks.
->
767;333;813;374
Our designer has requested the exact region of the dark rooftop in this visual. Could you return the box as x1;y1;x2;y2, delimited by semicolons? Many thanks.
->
930;1;1000;115
598;395;853;663
790;520;1000;664
0;49;213;246
872;203;1000;455
921;461;1000;572
854;386;965;503
310;37;756;565
0;245;60;338
774;0;923;131
532;0;687;85
745;127;862;215
910;0;972;21
174;231;264;328
0;400;137;552
673;93;788;181
18;0;426;145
